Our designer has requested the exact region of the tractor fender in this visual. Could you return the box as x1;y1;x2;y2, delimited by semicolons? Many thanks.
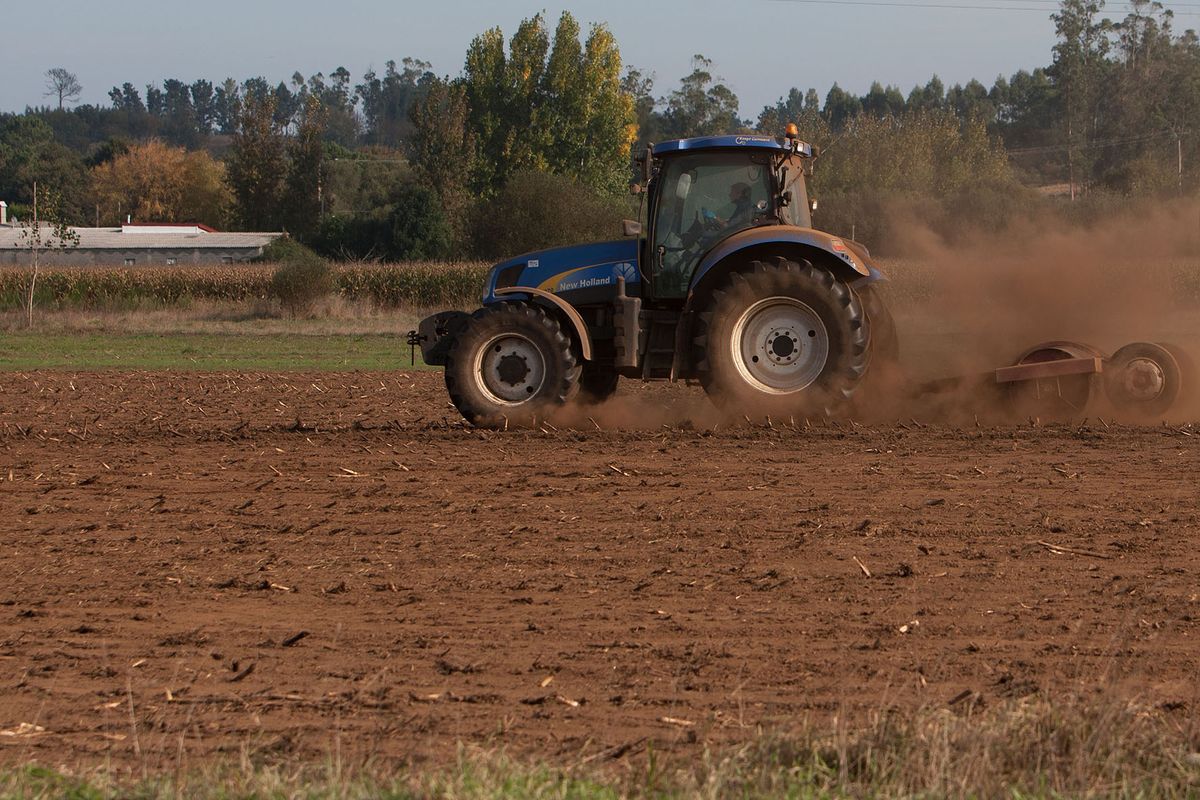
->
689;227;871;297
493;286;594;361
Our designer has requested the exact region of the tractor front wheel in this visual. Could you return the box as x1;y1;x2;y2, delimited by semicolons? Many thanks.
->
694;259;870;417
445;302;578;427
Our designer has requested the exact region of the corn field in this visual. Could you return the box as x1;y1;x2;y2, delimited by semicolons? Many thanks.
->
0;262;491;310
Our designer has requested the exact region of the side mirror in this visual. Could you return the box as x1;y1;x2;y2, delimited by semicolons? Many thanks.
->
622;219;642;237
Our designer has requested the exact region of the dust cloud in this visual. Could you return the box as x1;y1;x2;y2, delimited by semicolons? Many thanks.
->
880;199;1200;422
553;200;1200;429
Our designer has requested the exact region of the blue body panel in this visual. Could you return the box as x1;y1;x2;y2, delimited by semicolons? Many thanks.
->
689;226;883;294
652;135;813;158
483;239;640;305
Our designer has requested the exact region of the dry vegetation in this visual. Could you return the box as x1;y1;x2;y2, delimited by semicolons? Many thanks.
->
0;261;490;313
1;694;1197;798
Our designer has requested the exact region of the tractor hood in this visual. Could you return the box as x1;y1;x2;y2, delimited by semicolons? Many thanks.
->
483;239;640;303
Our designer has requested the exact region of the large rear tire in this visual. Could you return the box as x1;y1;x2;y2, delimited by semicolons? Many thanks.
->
445;302;578;428
694;258;870;417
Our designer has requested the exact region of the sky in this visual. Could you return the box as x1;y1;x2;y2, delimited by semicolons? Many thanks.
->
0;0;1073;119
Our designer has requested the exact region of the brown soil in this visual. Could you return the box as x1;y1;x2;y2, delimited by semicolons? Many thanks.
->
1;370;1198;774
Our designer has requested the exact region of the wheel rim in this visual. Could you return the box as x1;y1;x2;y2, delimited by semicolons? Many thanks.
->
474;333;547;405
1120;357;1167;401
730;296;829;394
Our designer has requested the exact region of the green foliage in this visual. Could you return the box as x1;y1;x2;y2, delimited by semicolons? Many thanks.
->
226;94;287;231
267;240;334;316
357;58;434;147
662;54;744;138
0;333;433;372
0;116;90;223
468;170;632;259
409;77;473;240
809;110;1019;250
314;184;453;261
389;184;453;259
461;12;636;195
281;96;327;240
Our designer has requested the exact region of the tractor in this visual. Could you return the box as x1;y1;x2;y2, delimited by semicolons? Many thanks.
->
412;126;893;427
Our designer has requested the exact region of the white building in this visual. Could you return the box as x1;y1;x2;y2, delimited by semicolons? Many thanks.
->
0;213;284;266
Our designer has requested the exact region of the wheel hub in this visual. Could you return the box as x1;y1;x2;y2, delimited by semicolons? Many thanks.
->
1122;357;1166;400
496;353;531;386
732;297;829;394
475;334;547;405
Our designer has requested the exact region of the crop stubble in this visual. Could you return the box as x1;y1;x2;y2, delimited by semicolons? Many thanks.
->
0;371;1197;771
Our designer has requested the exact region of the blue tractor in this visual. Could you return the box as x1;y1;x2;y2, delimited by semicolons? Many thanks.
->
412;126;894;427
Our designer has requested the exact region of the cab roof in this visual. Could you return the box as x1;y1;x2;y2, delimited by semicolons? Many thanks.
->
651;134;813;158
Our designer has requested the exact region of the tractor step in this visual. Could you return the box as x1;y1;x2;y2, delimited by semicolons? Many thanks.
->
640;310;680;380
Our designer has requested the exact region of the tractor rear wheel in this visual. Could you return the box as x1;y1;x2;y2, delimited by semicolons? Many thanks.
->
694;259;870;417
445;302;578;427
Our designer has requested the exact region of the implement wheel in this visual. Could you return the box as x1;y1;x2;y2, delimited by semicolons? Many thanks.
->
1103;342;1186;420
1006;340;1103;420
694;258;869;417
445;302;578;428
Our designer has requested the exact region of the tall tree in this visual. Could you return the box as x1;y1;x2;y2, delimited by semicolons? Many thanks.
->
44;68;83;110
663;55;742;138
160;79;199;146
281;96;327;240
191;80;216;135
91;139;229;226
1051;0;1113;196
305;68;359;146
574;23;637;193
0;116;89;223
621;66;662;145
225;94;286;230
409;76;474;238
463;26;511;192
357;58;433;147
823;83;862;130
461;13;635;194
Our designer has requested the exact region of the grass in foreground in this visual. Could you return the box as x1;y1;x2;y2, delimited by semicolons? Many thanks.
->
0;332;431;371
1;696;1197;799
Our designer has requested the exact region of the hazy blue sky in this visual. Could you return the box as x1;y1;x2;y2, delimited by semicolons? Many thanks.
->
2;0;1073;119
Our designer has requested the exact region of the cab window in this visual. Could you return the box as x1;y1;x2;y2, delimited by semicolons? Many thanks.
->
651;153;772;298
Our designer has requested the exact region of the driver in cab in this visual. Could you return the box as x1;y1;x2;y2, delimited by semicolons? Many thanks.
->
685;182;756;251
709;182;755;230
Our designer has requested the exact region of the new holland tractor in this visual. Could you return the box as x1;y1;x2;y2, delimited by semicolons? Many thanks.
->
411;126;894;427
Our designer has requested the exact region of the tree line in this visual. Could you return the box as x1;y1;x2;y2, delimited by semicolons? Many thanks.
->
2;0;1198;259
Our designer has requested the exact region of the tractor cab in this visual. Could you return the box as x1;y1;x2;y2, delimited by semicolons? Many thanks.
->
636;129;816;299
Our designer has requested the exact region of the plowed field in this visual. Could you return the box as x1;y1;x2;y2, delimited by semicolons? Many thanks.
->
1;371;1197;771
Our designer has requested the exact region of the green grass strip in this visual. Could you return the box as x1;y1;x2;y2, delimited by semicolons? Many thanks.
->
0;333;433;372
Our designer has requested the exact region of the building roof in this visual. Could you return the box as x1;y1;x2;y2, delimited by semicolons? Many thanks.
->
0;223;282;250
